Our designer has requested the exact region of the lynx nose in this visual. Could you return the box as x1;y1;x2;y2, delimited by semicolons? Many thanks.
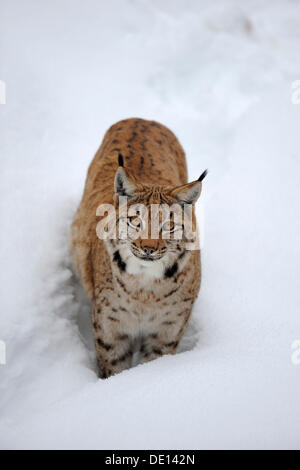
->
143;246;156;256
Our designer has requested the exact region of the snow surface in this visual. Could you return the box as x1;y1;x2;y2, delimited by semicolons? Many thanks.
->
1;0;300;450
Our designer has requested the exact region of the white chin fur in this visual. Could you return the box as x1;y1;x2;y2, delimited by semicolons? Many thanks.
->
119;245;170;280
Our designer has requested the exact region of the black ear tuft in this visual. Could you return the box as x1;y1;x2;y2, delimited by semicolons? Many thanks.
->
198;169;208;182
118;153;124;167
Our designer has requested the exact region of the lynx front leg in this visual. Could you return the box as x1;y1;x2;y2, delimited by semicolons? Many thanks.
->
92;307;133;378
139;308;192;366
95;341;133;379
138;334;178;366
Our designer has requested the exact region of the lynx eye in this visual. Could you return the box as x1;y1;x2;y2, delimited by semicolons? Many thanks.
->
128;216;143;230
162;220;176;233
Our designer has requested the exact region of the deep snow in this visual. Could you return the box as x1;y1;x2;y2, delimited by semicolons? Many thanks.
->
0;0;300;450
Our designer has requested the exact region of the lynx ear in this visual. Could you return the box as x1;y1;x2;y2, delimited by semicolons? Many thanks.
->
171;181;202;205
171;171;207;205
114;167;138;197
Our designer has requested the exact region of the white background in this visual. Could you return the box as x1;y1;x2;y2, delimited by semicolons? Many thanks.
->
0;0;300;449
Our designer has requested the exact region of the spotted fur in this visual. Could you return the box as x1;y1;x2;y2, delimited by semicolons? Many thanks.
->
70;118;204;378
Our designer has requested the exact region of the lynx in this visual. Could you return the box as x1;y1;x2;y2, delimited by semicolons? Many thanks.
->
70;118;207;378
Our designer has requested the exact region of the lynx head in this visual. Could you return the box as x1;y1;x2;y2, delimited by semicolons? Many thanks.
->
107;154;207;280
